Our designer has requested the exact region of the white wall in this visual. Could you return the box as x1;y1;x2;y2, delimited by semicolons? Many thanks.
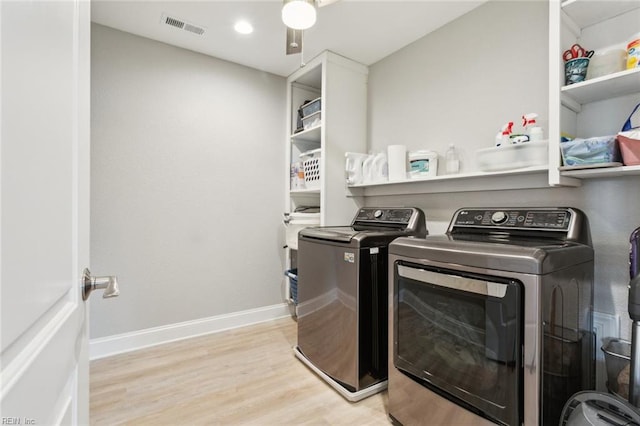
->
369;0;549;170
367;1;640;339
90;24;286;339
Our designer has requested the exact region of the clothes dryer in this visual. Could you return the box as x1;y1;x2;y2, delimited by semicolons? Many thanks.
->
388;207;594;426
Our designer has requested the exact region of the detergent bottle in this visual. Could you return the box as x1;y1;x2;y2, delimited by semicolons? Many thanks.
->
372;152;388;182
362;154;376;184
345;152;369;185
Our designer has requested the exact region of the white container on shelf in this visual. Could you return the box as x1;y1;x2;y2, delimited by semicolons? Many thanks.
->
290;162;305;190
586;47;627;80
477;140;549;172
300;148;322;189
408;150;438;178
387;145;407;181
345;152;370;185
627;32;640;69
362;152;388;183
371;152;388;183
445;144;460;174
302;111;321;130
300;97;321;118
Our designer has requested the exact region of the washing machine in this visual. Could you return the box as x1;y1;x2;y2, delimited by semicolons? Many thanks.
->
388;207;594;425
295;207;427;401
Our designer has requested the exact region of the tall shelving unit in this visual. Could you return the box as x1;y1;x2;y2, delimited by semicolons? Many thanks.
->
548;0;640;186
284;51;368;305
285;50;368;225
285;51;368;225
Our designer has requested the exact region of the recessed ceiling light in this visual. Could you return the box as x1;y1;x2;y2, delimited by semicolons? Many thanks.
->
234;20;253;35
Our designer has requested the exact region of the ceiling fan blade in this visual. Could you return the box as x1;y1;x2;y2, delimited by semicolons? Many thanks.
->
286;27;302;55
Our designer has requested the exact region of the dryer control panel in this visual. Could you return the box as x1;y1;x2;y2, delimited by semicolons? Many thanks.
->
451;208;573;231
354;208;415;225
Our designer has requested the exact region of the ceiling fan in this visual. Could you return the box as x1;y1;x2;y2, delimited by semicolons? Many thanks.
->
283;0;339;56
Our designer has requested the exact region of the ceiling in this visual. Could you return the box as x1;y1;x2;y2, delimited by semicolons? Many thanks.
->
91;1;486;77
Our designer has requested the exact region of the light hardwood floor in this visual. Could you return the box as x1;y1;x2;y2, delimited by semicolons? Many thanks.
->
90;317;389;425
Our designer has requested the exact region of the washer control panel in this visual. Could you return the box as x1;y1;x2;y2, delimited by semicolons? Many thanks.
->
354;208;415;224
453;208;573;231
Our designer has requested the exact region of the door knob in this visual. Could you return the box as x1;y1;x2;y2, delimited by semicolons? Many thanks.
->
82;268;120;301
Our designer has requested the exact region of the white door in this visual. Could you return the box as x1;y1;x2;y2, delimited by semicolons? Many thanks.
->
1;1;91;424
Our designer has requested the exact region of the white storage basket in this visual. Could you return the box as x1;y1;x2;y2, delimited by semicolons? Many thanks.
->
300;148;321;189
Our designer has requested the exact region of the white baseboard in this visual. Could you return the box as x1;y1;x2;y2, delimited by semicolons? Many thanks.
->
89;303;291;360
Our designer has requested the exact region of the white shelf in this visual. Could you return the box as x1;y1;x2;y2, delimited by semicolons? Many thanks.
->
551;0;640;188
561;0;640;28
561;68;640;111
346;166;550;196
291;125;321;143
290;188;320;195
560;164;640;178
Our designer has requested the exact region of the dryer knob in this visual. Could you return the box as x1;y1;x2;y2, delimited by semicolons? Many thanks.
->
374;209;384;219
491;211;508;225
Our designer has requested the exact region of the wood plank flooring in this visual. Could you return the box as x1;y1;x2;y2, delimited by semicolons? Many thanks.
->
90;317;389;425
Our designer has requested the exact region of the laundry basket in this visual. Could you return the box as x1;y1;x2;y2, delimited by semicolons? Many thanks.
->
300;148;321;189
285;269;298;305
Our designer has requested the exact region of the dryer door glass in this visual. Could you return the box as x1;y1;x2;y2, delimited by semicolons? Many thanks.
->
393;262;524;426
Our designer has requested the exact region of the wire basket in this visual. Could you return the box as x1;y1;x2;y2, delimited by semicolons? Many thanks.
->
602;339;631;399
285;269;298;305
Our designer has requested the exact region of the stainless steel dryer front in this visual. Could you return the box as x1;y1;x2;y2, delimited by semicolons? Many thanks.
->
388;207;594;426
295;207;427;401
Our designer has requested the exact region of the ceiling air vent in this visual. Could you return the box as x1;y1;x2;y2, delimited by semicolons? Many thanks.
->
161;14;206;36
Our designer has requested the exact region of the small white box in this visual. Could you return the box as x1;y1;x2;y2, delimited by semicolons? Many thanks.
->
408;150;438;178
587;48;626;80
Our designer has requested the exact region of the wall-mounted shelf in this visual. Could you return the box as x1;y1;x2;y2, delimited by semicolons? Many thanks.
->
560;164;640;179
561;0;640;28
347;166;550;197
561;68;640;112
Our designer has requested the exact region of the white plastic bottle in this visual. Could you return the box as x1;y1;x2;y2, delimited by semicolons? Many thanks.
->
528;126;544;142
523;113;543;142
445;144;460;174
